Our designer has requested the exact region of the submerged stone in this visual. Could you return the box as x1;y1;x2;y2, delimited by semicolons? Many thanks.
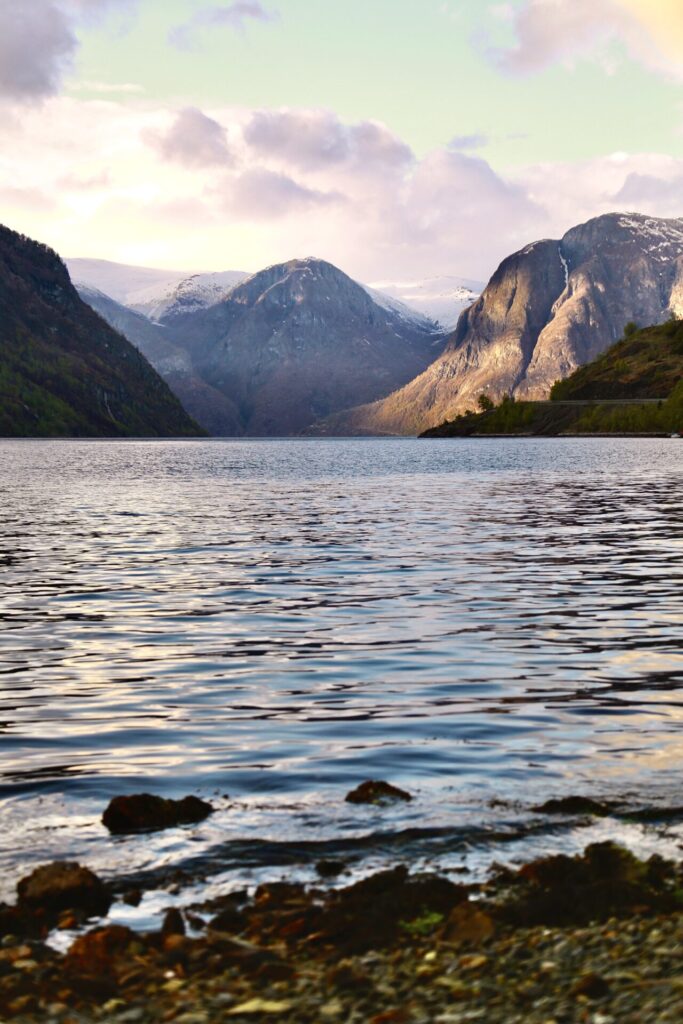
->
345;781;413;805
532;796;612;816
102;794;214;834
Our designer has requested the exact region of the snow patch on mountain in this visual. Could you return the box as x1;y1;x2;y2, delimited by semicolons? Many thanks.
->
131;271;250;321
368;276;484;331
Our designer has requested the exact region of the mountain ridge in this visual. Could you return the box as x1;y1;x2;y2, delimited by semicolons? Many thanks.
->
313;212;683;436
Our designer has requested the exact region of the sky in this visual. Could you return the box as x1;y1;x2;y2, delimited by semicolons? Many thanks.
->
0;0;681;282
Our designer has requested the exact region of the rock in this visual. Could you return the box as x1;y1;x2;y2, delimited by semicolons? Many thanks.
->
532;796;612;816
316;866;466;953
161;907;186;937
326;959;373;992
65;925;137;975
502;842;678;926
316;859;347;878
102;793;214;834
209;906;246;934
122;889;143;907
442;902;496;946
17;862;111;919
326;212;683;435
345;781;413;805
227;998;293;1016
572;972;610;999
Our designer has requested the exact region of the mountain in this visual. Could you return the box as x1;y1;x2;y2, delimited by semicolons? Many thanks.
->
366;276;483;331
130;271;249;321
318;213;683;436
152;257;446;435
77;285;242;435
0;228;204;438
66;258;190;307
422;318;683;437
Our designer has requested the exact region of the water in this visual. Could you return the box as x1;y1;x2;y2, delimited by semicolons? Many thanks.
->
1;437;682;913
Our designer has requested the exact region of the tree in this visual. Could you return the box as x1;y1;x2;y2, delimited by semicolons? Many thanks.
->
624;321;639;338
477;393;494;412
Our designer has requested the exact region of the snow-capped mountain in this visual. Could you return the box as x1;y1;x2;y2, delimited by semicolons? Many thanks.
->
66;259;191;307
76;255;447;435
367;276;484;331
130;271;250;321
67;259;249;321
158;257;447;435
69;258;480;329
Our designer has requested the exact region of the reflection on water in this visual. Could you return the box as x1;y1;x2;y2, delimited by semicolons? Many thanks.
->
0;437;681;899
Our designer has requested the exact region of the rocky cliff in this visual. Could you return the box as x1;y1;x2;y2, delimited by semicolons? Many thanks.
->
318;213;683;435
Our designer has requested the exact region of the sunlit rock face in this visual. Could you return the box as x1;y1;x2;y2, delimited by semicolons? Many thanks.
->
320;213;683;435
157;257;446;436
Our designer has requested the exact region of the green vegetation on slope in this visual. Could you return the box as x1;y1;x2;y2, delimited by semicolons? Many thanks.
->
422;319;683;437
0;225;205;438
550;318;683;401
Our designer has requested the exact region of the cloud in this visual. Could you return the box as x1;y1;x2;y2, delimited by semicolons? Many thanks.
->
0;1;77;100
614;170;683;215
0;95;681;283
147;107;233;168
485;0;683;81
0;0;140;102
243;109;414;172
448;134;489;151
169;2;278;51
226;168;345;219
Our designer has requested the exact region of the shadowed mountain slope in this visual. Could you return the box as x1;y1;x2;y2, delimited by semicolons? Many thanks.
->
0;227;203;438
156;257;445;435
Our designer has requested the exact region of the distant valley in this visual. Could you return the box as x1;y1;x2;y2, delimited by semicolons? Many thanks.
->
74;257;448;436
4;212;681;439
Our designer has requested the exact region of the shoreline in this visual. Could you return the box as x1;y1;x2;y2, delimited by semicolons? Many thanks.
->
3;807;683;1023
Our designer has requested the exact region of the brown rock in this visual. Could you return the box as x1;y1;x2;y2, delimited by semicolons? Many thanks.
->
572;972;610;999
345;781;413;805
102;793;214;834
442;902;495;946
161;908;186;937
65;924;137;975
17;863;111;919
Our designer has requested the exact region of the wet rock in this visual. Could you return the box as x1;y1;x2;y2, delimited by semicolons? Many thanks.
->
316;866;466;953
122;889;143;907
17;862;111;920
345;781;413;805
500;842;679;926
316;860;347;879
65;924;138;975
161;908;186;937
209;906;247;934
532;796;612;816
102;793;214;834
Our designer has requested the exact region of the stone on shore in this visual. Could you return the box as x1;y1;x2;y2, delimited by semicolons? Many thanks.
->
102;793;214;834
16;862;111;920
